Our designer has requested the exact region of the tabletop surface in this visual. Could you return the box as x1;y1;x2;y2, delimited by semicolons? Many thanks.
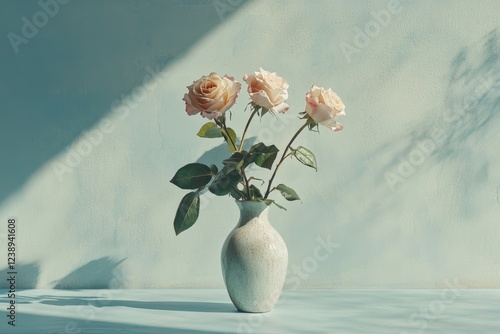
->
1;289;499;333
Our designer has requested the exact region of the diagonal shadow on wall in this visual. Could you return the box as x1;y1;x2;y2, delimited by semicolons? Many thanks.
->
52;257;126;289
376;29;500;200
0;0;249;205
339;28;500;207
0;262;39;289
324;29;500;285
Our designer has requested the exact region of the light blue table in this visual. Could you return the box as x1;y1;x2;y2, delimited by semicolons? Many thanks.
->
1;289;499;333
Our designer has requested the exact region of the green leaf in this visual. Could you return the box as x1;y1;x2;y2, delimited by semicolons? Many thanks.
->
249;143;279;170
260;107;269;117
308;121;319;131
259;199;287;211
209;164;218;175
222;127;237;152
291;146;317;171
276;184;301;201
222;151;246;168
230;187;243;200
173;191;200;235
248;185;263;200
271;200;287;211
222;152;243;165
258;198;273;206
244;102;253;112
209;167;242;196
197;122;223;138
222;151;254;175
170;163;213;189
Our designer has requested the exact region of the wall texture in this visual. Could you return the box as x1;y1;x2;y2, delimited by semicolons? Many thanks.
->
1;0;499;289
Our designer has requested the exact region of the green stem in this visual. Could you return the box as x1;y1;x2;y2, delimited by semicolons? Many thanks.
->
238;107;259;152
240;168;251;201
221;119;238;152
264;119;311;199
217;116;250;200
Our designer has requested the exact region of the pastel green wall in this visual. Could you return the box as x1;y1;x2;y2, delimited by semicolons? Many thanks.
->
1;0;499;289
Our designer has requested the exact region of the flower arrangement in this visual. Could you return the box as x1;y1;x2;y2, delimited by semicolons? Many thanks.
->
171;68;345;235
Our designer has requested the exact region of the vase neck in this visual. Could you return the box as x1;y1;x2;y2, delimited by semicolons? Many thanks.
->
236;201;270;227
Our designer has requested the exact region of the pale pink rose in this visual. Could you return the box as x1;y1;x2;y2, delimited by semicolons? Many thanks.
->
183;73;241;119
243;68;289;113
305;85;345;131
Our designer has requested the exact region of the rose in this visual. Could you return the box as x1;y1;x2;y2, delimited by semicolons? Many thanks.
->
305;85;345;131
243;68;289;113
183;73;241;119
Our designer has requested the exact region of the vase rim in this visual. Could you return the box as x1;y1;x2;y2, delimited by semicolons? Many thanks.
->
235;199;271;205
235;200;270;225
235;200;271;211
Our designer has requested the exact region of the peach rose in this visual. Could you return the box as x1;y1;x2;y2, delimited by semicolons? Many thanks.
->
305;85;345;131
243;68;289;113
183;73;241;119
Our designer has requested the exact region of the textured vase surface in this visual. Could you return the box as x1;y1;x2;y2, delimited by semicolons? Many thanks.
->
221;200;288;313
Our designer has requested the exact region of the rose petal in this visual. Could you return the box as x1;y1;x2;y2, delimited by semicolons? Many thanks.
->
311;103;335;123
183;71;241;120
200;110;218;119
272;102;289;113
249;90;273;109
243;68;288;110
320;117;339;130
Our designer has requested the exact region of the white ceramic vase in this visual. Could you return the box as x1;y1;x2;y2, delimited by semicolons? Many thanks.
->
221;200;288;313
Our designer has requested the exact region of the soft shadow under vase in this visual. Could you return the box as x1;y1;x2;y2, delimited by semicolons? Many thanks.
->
221;200;288;313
